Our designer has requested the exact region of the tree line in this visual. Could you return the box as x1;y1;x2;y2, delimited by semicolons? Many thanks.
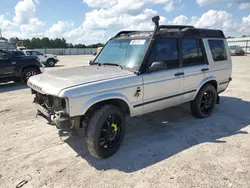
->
8;37;105;49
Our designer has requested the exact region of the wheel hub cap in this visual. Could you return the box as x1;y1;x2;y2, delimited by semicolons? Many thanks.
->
100;115;121;149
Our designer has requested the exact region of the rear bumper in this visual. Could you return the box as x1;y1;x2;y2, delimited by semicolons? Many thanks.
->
34;103;71;130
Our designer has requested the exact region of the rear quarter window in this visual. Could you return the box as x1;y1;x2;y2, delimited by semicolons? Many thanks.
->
208;40;227;62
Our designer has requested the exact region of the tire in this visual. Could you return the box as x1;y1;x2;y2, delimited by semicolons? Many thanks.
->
46;59;56;67
22;68;39;83
85;105;125;159
190;84;217;118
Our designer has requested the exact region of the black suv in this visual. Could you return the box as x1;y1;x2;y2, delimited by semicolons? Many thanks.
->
0;49;43;83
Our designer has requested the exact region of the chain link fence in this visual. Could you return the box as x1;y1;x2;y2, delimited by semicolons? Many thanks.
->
34;48;97;55
227;37;250;54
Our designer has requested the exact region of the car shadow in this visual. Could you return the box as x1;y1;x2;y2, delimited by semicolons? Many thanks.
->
62;96;250;173
54;65;64;68
0;82;28;93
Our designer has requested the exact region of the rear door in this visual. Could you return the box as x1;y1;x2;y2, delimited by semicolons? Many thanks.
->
181;39;209;103
0;50;15;79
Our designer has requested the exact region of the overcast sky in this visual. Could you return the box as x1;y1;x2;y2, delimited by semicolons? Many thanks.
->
0;0;250;44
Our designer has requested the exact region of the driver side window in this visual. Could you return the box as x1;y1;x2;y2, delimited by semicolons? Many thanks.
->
147;39;179;70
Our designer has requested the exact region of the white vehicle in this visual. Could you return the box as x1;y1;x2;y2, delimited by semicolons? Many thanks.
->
28;16;232;159
22;50;59;67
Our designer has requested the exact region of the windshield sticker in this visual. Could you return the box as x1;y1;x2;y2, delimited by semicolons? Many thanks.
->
130;40;146;45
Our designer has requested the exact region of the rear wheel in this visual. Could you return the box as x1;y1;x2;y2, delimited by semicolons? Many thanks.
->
46;59;56;67
22;68;39;83
84;105;125;159
190;84;217;118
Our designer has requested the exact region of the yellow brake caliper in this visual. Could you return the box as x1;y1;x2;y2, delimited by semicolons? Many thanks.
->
111;123;118;132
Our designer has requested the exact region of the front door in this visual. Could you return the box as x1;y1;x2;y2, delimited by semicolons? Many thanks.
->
141;39;184;114
0;51;15;79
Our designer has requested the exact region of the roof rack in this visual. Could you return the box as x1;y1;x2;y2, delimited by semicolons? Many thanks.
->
114;30;153;38
113;16;225;39
159;25;194;30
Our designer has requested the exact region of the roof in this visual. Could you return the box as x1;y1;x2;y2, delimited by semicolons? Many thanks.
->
114;25;225;39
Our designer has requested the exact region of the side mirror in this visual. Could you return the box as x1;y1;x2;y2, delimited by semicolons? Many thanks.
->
89;60;93;65
93;52;97;56
149;62;167;72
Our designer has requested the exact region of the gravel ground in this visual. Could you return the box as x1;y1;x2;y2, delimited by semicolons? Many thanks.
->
0;55;249;188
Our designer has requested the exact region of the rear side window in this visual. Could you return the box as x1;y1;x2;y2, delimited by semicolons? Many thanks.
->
31;51;41;56
148;39;179;70
208;40;227;61
181;39;205;66
26;51;32;55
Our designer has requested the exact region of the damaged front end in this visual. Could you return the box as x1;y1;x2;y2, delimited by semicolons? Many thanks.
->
32;90;80;132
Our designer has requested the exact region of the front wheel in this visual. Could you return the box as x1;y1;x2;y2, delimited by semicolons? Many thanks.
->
22;68;39;83
190;84;217;118
84;105;125;159
46;59;56;67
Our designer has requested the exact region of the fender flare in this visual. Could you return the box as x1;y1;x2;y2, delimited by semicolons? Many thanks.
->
46;58;56;63
194;76;218;98
20;64;40;75
81;93;132;116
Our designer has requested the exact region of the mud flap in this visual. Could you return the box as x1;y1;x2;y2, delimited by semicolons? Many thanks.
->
216;94;220;104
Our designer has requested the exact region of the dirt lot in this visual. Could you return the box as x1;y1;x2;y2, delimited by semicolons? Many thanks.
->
0;55;250;188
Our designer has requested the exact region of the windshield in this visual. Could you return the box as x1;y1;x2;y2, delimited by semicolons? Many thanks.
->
94;39;149;70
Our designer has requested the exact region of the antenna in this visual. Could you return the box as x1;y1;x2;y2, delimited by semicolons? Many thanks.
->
0;28;2;38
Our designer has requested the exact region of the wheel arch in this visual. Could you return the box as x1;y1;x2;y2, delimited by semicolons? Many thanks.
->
46;58;56;62
85;97;131;117
20;65;40;74
194;76;218;98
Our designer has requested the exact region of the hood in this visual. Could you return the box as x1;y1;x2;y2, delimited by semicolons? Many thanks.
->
28;65;134;96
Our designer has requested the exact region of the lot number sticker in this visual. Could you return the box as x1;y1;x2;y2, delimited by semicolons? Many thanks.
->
130;40;146;45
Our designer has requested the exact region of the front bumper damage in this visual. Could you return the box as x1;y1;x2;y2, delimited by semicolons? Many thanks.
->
32;91;80;132
35;102;71;130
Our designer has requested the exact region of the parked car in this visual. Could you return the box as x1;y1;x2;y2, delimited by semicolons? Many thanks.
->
28;16;232;159
229;45;245;56
0;49;44;83
22;50;59;67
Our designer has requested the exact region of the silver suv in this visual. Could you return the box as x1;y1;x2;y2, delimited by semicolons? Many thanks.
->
28;16;232;158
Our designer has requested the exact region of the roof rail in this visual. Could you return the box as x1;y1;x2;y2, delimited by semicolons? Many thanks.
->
159;25;194;30
114;30;152;38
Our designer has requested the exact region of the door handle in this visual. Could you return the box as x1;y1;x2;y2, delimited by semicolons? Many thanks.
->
201;68;209;72
175;72;184;76
11;62;16;65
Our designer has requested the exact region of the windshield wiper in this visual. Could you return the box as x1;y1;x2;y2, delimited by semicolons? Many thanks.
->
102;63;123;70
